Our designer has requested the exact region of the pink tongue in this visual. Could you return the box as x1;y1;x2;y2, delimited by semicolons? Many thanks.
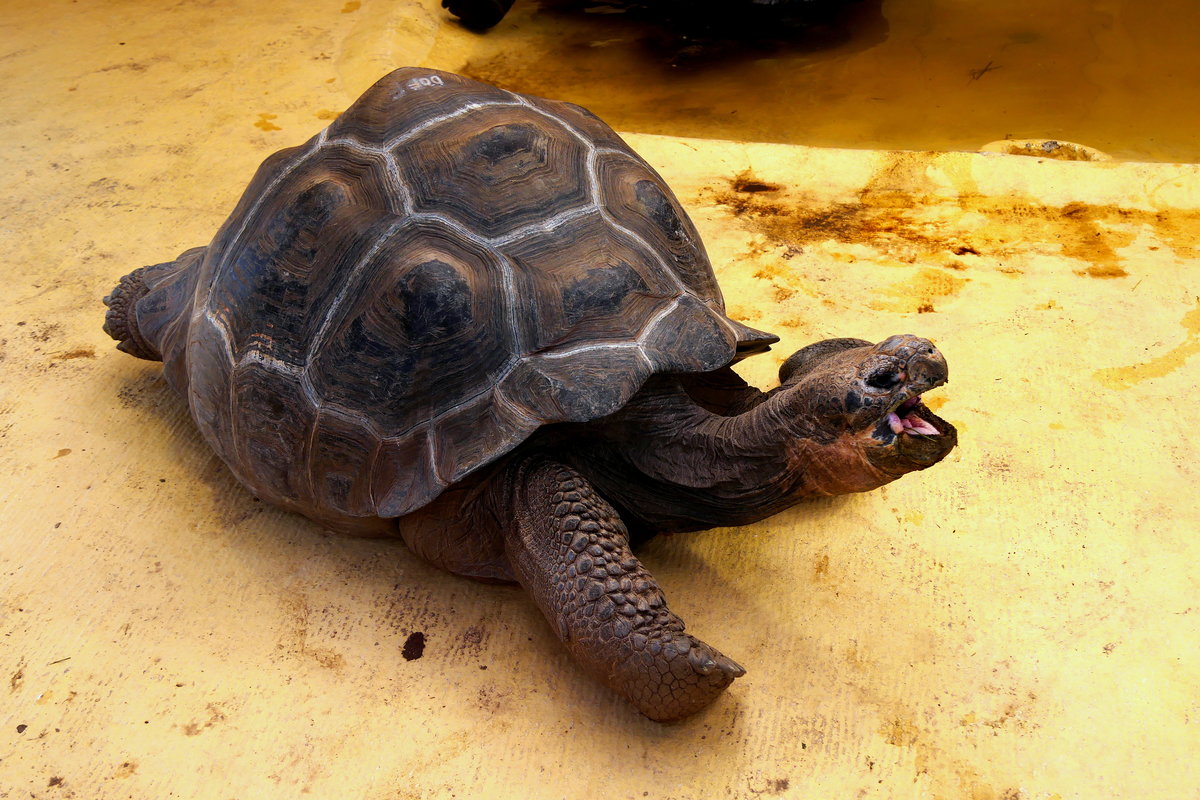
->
904;416;940;435
887;411;939;436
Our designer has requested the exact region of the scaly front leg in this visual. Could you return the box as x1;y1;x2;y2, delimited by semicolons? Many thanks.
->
502;456;744;721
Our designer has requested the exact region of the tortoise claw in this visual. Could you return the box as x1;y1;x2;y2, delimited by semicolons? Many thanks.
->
622;634;743;722
715;653;747;678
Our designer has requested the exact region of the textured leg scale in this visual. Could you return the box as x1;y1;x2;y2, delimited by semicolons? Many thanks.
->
506;459;745;722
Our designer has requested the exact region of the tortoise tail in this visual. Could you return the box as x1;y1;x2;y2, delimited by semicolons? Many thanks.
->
103;248;205;362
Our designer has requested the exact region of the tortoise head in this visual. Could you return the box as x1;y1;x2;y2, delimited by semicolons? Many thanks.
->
778;334;957;490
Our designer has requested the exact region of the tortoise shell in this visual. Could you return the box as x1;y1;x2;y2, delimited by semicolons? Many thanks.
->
163;68;772;525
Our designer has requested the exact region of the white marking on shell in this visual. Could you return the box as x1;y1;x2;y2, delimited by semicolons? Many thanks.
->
529;297;684;370
486;204;599;248
324;136;390;155
301;217;408;375
365;435;385;511
203;307;237;364
322;137;411;215
404;74;445;91
425;428;444;488
532;339;654;367
239;348;303;376
381;152;413;215
383;99;525;150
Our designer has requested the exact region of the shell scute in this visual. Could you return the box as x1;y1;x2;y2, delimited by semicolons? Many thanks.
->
561;261;652;327
304;219;516;432
372;389;540;518
395;106;589;237
639;295;737;372
230;359;312;506
507;348;650;422
426;390;536;490
502;212;676;353
310;408;382;518
186;315;237;453
372;428;439;518
203;159;400;369
594;151;721;302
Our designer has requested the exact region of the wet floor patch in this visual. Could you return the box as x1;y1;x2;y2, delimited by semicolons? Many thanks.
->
421;0;1200;162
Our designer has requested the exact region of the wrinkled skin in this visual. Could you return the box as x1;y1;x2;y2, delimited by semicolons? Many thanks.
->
400;334;955;719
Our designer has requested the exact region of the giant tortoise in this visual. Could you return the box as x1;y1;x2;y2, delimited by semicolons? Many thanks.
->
103;67;956;721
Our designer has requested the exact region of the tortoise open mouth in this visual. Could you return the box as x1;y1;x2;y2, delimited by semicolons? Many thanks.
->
867;386;956;472
870;386;952;445
886;394;941;436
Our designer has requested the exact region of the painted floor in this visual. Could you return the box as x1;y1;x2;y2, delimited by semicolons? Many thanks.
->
1;2;1198;799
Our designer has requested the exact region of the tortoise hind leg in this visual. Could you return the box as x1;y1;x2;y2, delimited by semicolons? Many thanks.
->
103;247;204;361
503;457;745;721
103;266;162;360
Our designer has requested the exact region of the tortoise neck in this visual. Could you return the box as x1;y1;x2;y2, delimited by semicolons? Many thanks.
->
575;377;872;532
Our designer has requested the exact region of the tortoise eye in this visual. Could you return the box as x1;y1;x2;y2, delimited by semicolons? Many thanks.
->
866;369;902;390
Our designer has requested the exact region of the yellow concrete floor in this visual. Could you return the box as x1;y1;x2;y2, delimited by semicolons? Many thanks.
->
1;2;1199;799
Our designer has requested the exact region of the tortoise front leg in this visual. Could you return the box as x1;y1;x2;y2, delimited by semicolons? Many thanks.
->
503;457;745;721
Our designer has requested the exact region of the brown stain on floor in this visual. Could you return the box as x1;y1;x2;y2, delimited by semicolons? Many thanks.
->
712;155;982;275
276;593;347;671
181;703;227;736
1059;202;1134;278
730;170;783;195
52;347;96;361
10;660;25;692
709;152;1200;296
712;155;978;314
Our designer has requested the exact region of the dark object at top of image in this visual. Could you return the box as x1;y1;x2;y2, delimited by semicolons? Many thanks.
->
443;0;863;32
